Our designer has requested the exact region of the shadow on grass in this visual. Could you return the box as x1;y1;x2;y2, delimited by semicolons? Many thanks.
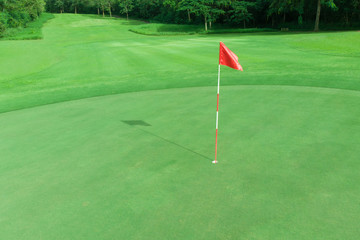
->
122;120;151;126
122;120;211;161
119;21;144;26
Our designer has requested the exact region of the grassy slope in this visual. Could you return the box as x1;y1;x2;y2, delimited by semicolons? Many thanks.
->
0;14;360;239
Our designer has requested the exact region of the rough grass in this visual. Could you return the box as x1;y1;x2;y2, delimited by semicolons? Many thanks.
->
1;13;54;40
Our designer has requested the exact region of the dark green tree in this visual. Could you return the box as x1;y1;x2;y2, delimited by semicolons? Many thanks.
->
208;0;229;29
54;0;64;13
119;0;134;20
178;0;197;22
229;0;256;28
314;0;336;31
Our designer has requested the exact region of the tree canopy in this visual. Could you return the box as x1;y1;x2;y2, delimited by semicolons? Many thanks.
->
1;0;360;36
44;0;360;31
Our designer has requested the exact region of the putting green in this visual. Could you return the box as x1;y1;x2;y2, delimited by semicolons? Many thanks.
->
1;85;360;239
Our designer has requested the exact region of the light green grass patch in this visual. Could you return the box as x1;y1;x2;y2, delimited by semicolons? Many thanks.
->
289;31;360;57
70;18;118;27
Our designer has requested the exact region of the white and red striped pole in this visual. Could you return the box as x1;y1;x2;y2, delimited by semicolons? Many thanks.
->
213;42;243;164
213;64;221;164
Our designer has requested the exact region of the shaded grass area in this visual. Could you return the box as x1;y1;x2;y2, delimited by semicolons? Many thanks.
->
129;23;203;35
0;13;54;40
206;27;276;34
129;23;275;35
278;20;360;31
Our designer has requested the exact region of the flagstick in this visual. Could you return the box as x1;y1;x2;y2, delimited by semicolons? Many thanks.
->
213;64;221;164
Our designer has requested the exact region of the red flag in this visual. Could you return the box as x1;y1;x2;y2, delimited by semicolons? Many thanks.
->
219;42;243;71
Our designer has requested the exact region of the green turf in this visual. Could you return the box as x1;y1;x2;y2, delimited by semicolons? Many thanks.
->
1;14;360;239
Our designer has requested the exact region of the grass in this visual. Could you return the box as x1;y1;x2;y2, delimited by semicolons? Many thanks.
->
206;27;275;34
129;23;275;35
0;13;54;40
290;31;360;57
0;14;360;239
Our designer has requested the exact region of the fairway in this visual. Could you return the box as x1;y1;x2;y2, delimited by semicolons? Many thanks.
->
1;14;360;239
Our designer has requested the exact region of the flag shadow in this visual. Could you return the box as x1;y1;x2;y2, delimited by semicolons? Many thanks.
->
122;120;211;161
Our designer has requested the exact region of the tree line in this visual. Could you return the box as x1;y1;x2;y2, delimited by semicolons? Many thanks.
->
1;0;360;35
0;0;45;35
45;0;360;31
